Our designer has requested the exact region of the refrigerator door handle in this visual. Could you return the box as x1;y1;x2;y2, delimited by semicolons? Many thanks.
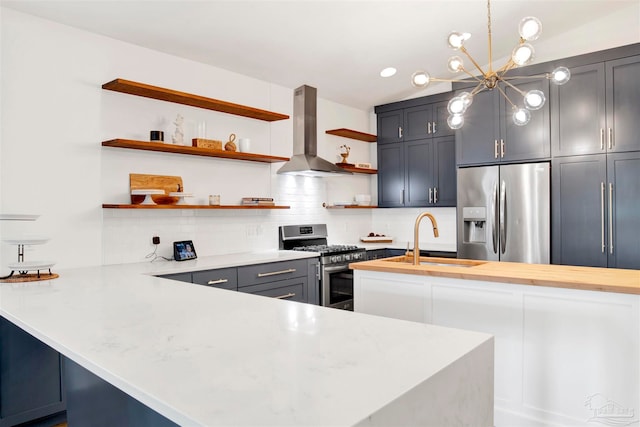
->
492;180;499;254
601;182;605;253
609;182;614;254
500;179;507;254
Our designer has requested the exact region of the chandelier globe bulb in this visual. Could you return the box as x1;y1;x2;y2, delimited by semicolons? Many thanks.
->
447;96;467;115
512;43;535;66
519;16;542;41
411;71;431;88
550;66;571;85
459;91;473;108
513;108;531;126
447;32;471;50
447;114;464;130
447;56;464;73
524;90;546;111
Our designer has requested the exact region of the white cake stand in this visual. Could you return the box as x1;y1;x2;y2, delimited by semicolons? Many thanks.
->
1;237;57;281
131;189;165;205
169;192;194;205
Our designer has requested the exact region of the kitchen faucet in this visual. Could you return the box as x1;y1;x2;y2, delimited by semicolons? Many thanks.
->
413;212;439;265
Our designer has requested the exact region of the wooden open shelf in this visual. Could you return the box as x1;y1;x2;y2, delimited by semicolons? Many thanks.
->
102;204;290;210
102;139;289;163
325;128;377;143
335;163;377;174
102;79;289;122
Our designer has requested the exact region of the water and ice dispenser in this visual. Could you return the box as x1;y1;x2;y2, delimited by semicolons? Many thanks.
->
462;207;487;243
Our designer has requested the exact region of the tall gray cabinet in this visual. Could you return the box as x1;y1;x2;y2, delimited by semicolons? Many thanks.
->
375;93;456;208
550;48;640;269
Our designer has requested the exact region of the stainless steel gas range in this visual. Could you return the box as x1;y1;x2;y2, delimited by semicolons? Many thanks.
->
279;224;366;311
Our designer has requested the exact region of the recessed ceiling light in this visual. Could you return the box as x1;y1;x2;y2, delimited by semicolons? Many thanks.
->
380;67;397;78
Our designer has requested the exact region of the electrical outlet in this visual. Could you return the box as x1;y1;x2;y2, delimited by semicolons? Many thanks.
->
152;236;160;245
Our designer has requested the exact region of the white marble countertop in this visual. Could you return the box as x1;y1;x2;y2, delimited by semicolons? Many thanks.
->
1;250;491;426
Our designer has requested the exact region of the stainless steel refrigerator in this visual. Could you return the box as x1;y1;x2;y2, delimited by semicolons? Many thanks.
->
457;162;550;263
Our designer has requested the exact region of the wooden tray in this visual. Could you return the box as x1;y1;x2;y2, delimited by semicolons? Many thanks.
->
130;174;183;205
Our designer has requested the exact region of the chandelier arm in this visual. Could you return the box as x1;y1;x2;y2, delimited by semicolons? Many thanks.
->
458;66;485;83
501;73;551;81
496;84;518;110
500;78;527;97
495;59;518;77
427;77;474;83
460;46;488;78
469;81;487;96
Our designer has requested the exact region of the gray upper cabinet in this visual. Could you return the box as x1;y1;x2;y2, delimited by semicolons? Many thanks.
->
457;78;550;166
551;63;606;157
377;110;403;145
606;55;640;153
552;55;640;157
404;102;453;141
552;152;640;270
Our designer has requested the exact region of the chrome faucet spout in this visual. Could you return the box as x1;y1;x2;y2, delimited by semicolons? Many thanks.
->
414;212;439;265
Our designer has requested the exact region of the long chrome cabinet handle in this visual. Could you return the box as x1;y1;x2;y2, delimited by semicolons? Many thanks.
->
428;188;432;203
433;187;438;203
494;140;499;159
609;182;613;254
500;180;507;254
432;121;437;134
600;129;605;150
608;128;613;149
427;122;432;134
398;126;403;139
207;279;229;285
257;268;296;278
275;293;296;300
601;182;605;253
500;139;505;158
402;189;405;204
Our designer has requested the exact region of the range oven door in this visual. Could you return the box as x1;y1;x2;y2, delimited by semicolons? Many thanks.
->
321;264;354;311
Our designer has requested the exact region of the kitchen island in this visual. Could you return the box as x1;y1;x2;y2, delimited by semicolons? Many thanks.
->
352;256;640;426
0;251;494;427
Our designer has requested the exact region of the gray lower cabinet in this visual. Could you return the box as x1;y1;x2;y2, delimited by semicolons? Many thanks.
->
159;272;192;283
366;249;389;260
237;258;319;304
552;151;640;269
0;317;66;427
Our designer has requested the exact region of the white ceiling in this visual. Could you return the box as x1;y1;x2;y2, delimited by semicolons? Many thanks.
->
2;0;639;110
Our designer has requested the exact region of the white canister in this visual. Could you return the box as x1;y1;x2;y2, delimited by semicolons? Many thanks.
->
238;138;251;153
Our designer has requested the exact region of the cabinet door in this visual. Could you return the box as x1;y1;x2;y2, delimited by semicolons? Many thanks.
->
432;100;454;138
1;317;65;426
456;89;500;166
606;55;640;153
377;110;403;144
551;155;608;267
551;63;606;157
405;139;433;206
377;143;405;207
404;105;431;141
607;152;640;269
432;136;457;207
238;259;307;287
501;78;550;162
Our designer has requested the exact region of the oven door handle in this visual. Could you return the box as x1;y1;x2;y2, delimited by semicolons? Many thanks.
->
322;264;350;273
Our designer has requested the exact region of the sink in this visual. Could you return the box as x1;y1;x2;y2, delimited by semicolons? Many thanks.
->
379;255;485;268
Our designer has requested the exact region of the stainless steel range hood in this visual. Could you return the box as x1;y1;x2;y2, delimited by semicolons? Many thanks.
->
277;85;351;177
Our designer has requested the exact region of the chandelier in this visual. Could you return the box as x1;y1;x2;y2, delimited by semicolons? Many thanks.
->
410;0;571;129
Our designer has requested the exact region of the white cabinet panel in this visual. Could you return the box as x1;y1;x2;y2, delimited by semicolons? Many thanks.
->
522;291;640;424
354;272;429;323
431;280;522;406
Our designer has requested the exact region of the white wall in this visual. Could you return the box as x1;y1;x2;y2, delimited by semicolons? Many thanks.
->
0;8;381;271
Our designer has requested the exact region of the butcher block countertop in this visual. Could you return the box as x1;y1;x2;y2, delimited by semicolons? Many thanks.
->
350;256;640;295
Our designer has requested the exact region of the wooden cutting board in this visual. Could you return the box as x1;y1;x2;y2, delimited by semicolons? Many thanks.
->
130;173;183;204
